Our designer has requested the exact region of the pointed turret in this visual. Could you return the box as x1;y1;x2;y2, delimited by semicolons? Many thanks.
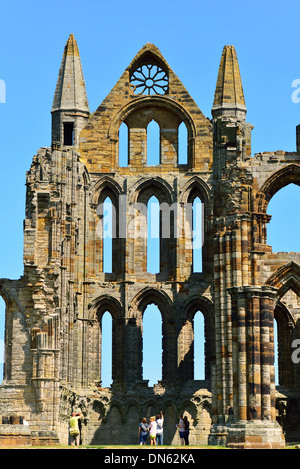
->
212;45;246;120
212;46;253;175
51;34;89;148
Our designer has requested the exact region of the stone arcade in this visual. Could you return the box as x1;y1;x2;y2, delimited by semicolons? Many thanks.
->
0;35;300;447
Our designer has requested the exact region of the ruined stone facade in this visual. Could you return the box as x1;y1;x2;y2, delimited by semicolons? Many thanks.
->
0;35;300;447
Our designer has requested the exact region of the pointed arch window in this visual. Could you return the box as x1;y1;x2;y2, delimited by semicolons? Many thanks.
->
147;120;160;165
102;197;113;273
118;122;129;167
192;197;203;273
147;195;160;273
101;311;113;387
194;311;205;380
274;298;297;389
142;304;162;385
267;183;300;252
178;122;188;165
274;317;279;386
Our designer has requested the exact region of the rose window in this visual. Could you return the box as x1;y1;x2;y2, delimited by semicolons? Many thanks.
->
130;64;168;96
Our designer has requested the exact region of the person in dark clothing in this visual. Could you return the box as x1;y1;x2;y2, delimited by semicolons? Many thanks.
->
183;416;190;445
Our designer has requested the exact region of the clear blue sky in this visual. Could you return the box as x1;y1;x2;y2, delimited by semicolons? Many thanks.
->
0;0;300;383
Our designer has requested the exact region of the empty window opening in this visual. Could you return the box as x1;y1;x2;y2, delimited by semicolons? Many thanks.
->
102;197;113;273
0;297;4;383
119;122;129;167
274;318;279;386
63;122;74;146
178;122;188;164
142;304;162;386
194;311;205;380
192;197;203;272
101;311;112;387
147;120;160;165
267;183;300;252
147;196;160;273
131;64;168;96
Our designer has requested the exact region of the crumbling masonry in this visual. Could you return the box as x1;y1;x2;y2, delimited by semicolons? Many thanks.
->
0;35;300;447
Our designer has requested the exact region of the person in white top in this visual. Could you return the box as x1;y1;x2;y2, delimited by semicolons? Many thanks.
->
155;411;164;445
148;416;157;445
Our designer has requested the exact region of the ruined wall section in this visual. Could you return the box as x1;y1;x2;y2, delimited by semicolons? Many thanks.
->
0;143;91;431
209;143;300;429
245;149;300;298
79;44;213;174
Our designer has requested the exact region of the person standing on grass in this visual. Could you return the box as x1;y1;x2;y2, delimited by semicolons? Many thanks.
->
69;411;82;446
139;417;148;445
183;415;190;445
177;415;185;445
156;411;164;445
148;416;157;445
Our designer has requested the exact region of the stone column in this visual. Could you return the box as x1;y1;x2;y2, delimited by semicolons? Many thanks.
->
124;316;143;386
231;292;247;421
226;285;285;448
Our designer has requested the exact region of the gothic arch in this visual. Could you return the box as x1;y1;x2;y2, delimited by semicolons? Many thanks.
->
130;286;173;321
180;176;211;206
162;399;179;416
92;399;108;422
257;164;300;214
107;96;196;144
275;301;296;329
0;284;25;316
125;399;142;416
179;177;213;275
129;287;174;382
88;295;124;386
129;176;173;205
143;399;161;416
179;296;215;381
81;166;91;186
105;401;126;424
179;399;198;420
91;177;125;275
128;178;175;278
265;261;300;298
274;301;297;389
89;294;123;322
127;47;169;79
91;176;123;207
265;263;299;389
183;295;214;323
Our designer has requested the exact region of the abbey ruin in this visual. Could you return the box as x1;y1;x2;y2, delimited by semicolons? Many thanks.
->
0;35;300;447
